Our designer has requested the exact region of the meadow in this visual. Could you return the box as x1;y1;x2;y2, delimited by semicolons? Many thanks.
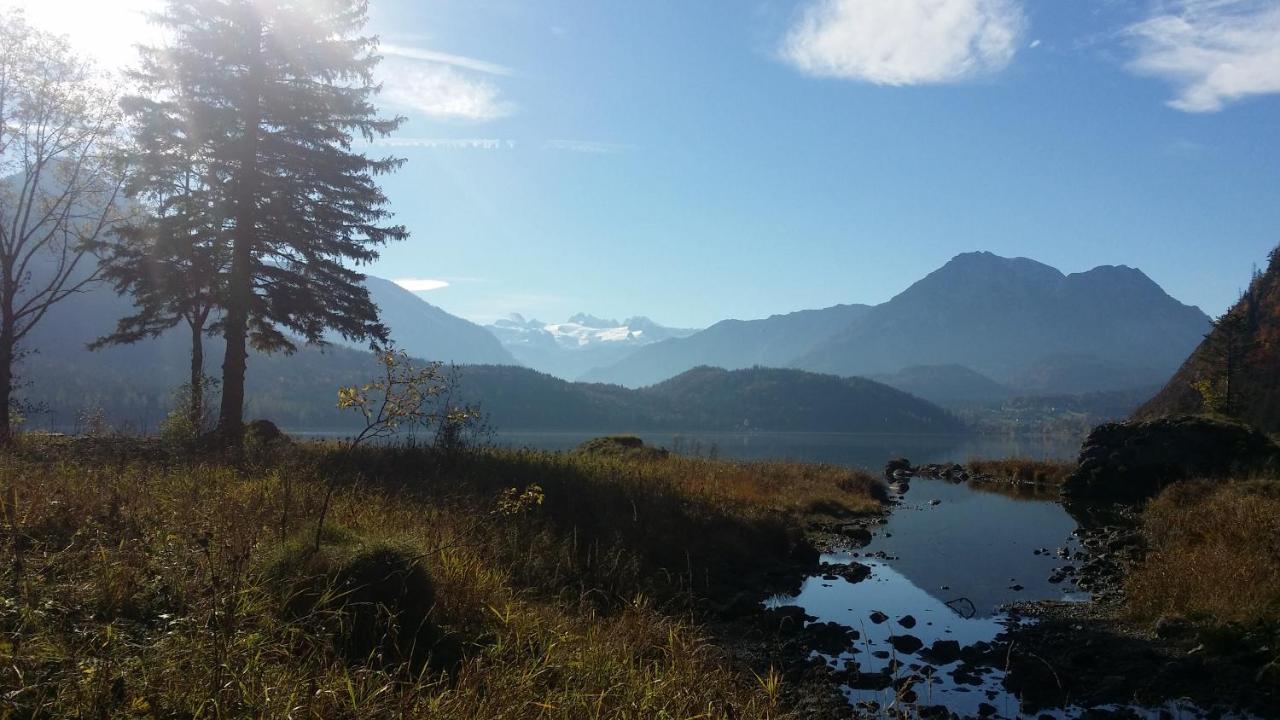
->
0;435;883;719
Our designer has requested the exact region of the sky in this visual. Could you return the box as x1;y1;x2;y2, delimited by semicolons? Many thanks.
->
11;0;1280;328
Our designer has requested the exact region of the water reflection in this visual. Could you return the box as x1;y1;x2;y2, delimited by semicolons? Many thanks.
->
767;475;1088;716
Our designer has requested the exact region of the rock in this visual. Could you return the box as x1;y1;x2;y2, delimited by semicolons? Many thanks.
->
835;562;872;584
1063;416;1280;503
803;621;859;655
839;525;873;547
919;639;962;665
898;614;917;629
847;670;894;690
888;634;924;655
928;499;941;506
884;457;913;479
868;610;889;624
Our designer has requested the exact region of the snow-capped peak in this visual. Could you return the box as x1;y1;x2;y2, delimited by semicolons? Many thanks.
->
487;313;698;351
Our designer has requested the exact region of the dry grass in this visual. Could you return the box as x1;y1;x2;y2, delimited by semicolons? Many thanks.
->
1126;478;1280;624
966;457;1075;486
0;438;883;719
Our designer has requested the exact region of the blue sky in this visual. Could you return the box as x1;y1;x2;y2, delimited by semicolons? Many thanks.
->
18;0;1280;327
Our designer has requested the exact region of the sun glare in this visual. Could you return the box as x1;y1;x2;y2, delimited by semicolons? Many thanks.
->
10;0;162;70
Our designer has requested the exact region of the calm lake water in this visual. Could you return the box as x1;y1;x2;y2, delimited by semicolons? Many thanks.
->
769;475;1090;717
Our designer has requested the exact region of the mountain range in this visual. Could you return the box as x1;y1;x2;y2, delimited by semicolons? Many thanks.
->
15;256;957;434
486;313;697;380
576;252;1211;406
576;304;873;388
15;249;1211;433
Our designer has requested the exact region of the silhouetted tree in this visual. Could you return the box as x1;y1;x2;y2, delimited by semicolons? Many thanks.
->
1199;305;1260;416
132;0;406;446
92;173;224;431
92;44;228;434
0;10;123;443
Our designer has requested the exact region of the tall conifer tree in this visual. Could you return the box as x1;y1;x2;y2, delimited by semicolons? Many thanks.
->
130;0;406;444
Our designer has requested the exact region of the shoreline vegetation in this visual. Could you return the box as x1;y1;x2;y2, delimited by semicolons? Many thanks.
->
1;423;1277;717
0;434;883;719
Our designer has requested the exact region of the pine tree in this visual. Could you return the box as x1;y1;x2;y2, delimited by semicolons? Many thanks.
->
93;33;229;436
133;0;407;445
92;167;224;432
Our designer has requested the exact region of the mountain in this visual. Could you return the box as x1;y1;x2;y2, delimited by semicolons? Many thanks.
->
487;313;697;380
1136;247;1280;432
581;304;873;388
353;277;514;364
636;366;963;433
794;252;1210;394
868;364;1012;408
14;265;515;429
20;344;963;435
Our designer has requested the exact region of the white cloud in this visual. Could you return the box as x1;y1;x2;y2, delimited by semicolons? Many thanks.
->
1126;0;1280;113
393;278;451;292
779;0;1026;85
378;57;516;122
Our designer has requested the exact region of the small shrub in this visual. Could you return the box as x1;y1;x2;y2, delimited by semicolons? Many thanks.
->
261;527;439;666
575;435;670;460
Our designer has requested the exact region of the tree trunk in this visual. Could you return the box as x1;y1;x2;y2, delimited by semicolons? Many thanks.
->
216;12;263;446
189;321;204;432
0;330;12;447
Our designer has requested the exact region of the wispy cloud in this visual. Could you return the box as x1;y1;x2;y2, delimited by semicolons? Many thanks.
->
393;278;451;292
377;44;516;122
363;137;517;150
1125;0;1280;112
380;45;513;76
543;140;631;154
779;0;1026;85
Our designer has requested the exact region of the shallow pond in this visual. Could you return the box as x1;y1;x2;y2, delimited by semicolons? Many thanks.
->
767;475;1088;716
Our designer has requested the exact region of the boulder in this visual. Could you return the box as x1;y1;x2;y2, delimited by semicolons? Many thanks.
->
1063;416;1280;503
888;634;924;655
884;457;913;480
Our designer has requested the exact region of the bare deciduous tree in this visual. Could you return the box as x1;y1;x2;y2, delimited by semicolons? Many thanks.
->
0;10;124;443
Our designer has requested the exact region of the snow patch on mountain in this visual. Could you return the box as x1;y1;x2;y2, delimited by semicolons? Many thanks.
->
489;313;697;351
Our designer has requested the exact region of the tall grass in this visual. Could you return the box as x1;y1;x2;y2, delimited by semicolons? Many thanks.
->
0;439;883;718
1126;478;1280;624
966;457;1075;486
